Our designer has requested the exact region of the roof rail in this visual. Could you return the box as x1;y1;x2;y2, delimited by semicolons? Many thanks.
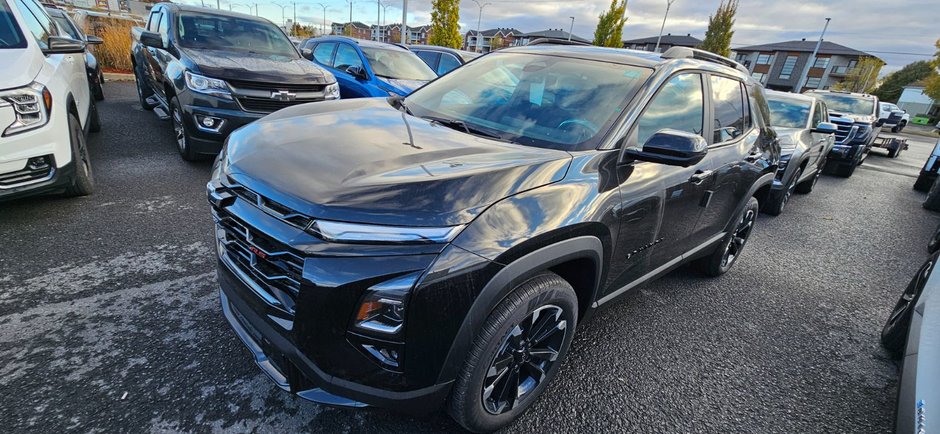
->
526;38;590;47
661;46;749;74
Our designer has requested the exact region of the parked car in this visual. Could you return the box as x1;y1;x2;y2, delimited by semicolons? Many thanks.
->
43;5;105;101
878;101;910;133
762;90;836;215
929;222;940;254
208;45;779;432
881;251;939;434
130;4;338;160
410;45;479;75
914;138;940;192
1;0;99;201
300;36;436;97
804;90;882;177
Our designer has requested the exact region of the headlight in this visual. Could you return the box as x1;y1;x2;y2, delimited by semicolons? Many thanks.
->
307;220;463;244
353;272;420;336
1;82;51;136
324;82;340;100
184;71;233;100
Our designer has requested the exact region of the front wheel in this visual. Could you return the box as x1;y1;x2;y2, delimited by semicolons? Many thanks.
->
63;112;95;197
795;168;821;194
914;173;934;192
763;167;802;216
695;196;759;277
448;272;577;433
929;223;940;254
170;97;199;161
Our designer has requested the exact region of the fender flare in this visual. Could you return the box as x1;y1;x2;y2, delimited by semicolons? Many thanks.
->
436;236;603;383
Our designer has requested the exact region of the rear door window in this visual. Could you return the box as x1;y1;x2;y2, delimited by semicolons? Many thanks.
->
312;42;336;66
710;75;747;143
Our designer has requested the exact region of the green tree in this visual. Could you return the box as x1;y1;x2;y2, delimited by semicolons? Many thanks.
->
924;39;940;102
490;35;505;50
592;0;628;48
872;61;933;103
698;0;738;57
342;24;353;37
833;57;884;93
429;0;461;48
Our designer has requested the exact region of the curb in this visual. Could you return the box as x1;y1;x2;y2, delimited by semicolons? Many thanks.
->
104;72;135;82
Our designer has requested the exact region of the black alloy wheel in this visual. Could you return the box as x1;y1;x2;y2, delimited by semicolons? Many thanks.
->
171;97;198;161
722;202;756;269
766;167;802;216
695;196;759;277
482;304;567;415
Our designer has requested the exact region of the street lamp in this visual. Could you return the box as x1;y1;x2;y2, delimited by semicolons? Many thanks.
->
567;16;574;41
654;0;677;53
315;3;330;36
272;2;291;34
229;2;256;15
470;0;491;53
795;17;832;92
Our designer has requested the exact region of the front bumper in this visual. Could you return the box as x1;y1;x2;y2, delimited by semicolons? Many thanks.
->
0;155;76;201
181;103;264;155
827;143;866;165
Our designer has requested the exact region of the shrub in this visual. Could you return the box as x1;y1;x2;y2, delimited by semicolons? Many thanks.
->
93;20;135;72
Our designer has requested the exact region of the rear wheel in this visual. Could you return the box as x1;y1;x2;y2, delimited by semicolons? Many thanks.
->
914;173;934;192
63;112;95;197
695;196;759;277
887;146;899;158
881;257;933;358
448;272;577;433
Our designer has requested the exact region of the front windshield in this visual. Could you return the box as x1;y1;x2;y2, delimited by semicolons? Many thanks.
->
0;0;26;49
362;47;436;81
766;97;811;128
406;52;652;151
177;13;297;58
812;93;875;116
49;13;80;40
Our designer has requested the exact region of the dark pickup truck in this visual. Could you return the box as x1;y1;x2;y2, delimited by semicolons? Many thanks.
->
131;3;338;160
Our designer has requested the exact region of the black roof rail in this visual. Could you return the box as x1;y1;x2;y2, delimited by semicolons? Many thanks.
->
526;38;590;47
661;46;749;74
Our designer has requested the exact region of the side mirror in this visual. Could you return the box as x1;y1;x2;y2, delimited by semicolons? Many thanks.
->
624;129;708;167
139;30;164;50
346;65;368;80
813;121;838;134
301;48;313;60
874;118;885;127
85;35;103;45
42;36;85;54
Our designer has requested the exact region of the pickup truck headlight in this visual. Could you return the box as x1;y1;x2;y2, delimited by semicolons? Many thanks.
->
184;71;233;100
1;83;51;137
307;220;463;244
324;82;340;100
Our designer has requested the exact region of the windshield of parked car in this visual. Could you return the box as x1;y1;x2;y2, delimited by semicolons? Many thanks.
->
177;13;297;58
812;93;875;116
766;96;811;129
405;52;652;151
48;12;80;40
361;47;437;81
0;0;26;49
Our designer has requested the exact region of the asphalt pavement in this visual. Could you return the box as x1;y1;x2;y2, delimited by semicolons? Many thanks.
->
1;82;938;433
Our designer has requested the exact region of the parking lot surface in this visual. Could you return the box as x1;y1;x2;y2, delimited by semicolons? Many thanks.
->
1;82;937;433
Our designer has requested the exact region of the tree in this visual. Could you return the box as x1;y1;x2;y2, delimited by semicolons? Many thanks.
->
490;35;505;50
592;0;628;48
833;57;883;93
925;39;940;102
429;0;461;48
699;0;738;57
872;61;933;103
342;24;353;37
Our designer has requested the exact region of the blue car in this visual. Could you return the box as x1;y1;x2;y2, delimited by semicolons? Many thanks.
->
299;36;437;98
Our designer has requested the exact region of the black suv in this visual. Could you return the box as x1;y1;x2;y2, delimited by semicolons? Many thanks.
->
131;4;338;160
208;46;779;432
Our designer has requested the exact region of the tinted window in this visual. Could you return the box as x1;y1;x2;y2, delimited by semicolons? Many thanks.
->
0;0;27;48
313;42;335;66
710;75;746;142
766;96;811;128
333;43;363;70
811;102;824;127
49;13;79;40
810;92;876;116
361;47;437;81
146;10;161;32
177;13;297;58
438;53;461;75
414;50;440;69
14;0;52;49
636;73;704;146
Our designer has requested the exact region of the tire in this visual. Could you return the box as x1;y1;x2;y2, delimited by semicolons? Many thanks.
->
914;173;934;192
95;69;105;101
928;223;940;254
63;112;95;197
795;167;821;194
831;162;856;178
135;69;155;111
763;167;801;216
881;257;933;358
88;98;101;133
448;272;578;433
887;146;898;158
694;196;759;277
925;178;940;211
170;96;200;161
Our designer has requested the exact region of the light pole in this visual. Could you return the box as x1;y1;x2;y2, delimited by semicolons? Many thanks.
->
794;17;831;93
400;0;408;44
471;0;491;53
347;0;354;26
273;2;291;34
229;2;255;14
567;16;574;41
654;0;676;53
315;3;329;36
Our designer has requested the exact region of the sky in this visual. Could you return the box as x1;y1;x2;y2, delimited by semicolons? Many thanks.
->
191;0;939;73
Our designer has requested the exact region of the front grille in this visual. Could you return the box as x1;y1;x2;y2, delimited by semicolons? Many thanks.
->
0;155;54;188
226;182;313;229
216;209;304;313
227;79;326;93
237;97;319;113
830;116;856;144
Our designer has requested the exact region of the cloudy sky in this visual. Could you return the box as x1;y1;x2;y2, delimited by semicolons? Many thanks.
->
195;0;938;73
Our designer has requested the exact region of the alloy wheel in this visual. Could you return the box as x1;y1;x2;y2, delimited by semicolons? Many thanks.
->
781;169;801;211
722;207;756;268
482;304;567;415
172;105;187;153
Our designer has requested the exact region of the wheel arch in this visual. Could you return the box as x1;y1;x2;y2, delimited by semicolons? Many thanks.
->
746;172;776;218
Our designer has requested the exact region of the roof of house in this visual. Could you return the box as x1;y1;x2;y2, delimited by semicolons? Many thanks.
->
734;39;879;61
622;33;701;47
332;21;371;29
466;27;523;37
522;28;589;43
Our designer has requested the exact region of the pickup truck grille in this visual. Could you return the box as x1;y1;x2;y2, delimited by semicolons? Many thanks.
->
829;116;856;144
228;81;328;114
227;80;326;93
237;97;315;113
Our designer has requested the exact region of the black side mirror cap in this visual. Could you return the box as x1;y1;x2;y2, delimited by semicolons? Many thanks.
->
85;35;103;45
301;48;313;60
813;121;838;134
346;65;368;80
139;30;165;50
874;119;885;127
623;129;708;167
43;36;85;54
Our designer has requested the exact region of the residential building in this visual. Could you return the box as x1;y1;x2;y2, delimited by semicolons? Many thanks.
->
897;81;939;120
732;39;881;92
463;28;523;53
331;21;371;40
513;28;589;46
622;33;701;52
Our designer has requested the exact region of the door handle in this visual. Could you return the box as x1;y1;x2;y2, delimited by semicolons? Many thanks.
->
690;169;713;185
744;151;761;162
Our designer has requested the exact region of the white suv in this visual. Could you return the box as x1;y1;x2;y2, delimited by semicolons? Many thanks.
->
879;102;910;133
0;0;99;201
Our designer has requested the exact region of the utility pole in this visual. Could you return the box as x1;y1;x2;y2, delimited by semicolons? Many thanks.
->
216;0;220;9
376;0;381;41
273;2;291;34
316;3;328;36
347;0;353;26
400;0;407;44
471;0;491;53
654;0;676;53
794;17;831;93
293;2;297;35
567;16;574;41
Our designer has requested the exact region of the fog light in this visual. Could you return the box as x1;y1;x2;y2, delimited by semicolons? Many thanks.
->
362;344;400;368
194;114;224;132
26;156;51;170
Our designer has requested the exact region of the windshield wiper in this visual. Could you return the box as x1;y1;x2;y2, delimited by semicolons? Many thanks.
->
422;116;514;143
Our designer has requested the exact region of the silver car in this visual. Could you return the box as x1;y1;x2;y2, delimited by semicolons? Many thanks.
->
761;90;837;215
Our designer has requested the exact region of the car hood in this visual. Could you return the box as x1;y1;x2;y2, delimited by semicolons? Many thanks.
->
222;98;572;227
377;77;429;94
0;49;40;89
829;111;877;125
183;48;333;84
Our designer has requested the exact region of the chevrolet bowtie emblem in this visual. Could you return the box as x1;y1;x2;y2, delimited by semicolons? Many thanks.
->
270;90;296;101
